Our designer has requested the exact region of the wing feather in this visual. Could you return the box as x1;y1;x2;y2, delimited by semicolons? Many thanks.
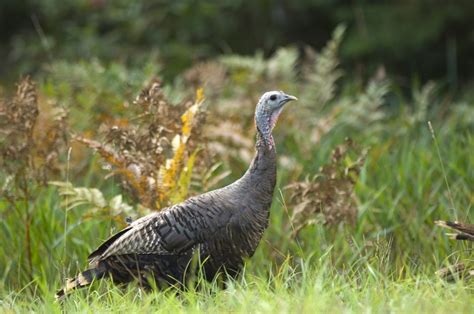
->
88;193;230;263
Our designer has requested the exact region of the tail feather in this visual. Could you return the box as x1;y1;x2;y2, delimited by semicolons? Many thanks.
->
56;266;107;300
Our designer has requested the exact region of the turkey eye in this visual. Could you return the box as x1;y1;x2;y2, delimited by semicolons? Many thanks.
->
269;94;277;101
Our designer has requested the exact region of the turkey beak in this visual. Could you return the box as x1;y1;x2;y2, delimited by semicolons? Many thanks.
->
286;94;298;101
281;94;298;106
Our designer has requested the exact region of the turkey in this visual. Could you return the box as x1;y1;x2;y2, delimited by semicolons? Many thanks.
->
56;90;297;299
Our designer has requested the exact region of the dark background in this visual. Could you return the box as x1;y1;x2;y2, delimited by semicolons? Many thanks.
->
1;0;474;89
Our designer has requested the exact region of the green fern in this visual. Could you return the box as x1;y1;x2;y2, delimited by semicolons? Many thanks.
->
220;47;298;88
303;24;346;108
412;81;437;124
49;181;135;218
337;78;390;132
220;51;266;85
267;47;298;83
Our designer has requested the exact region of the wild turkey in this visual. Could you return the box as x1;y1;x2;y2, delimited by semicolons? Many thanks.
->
56;91;297;299
435;220;474;281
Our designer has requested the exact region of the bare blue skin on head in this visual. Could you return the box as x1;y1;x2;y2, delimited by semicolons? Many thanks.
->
255;90;298;149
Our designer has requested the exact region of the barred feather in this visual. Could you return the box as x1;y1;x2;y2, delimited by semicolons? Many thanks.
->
56;266;106;300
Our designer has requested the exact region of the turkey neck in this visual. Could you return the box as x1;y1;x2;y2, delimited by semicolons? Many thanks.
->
239;131;277;202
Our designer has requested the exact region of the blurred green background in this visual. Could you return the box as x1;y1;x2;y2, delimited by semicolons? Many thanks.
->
2;0;474;88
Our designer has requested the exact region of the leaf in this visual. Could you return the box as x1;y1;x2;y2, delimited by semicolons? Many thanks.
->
49;181;134;219
109;194;134;215
71;80;209;209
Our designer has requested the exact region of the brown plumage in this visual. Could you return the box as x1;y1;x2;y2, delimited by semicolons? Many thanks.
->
435;220;474;242
56;91;297;299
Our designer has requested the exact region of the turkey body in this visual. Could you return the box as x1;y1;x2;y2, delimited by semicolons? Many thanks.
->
91;145;276;285
56;90;296;299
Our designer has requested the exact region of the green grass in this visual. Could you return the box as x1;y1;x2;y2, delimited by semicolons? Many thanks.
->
1;119;473;312
2;262;473;313
1;46;473;312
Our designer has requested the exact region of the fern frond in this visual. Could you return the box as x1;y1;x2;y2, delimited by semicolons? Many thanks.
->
338;78;390;131
303;24;346;107
267;47;298;82
412;81;437;123
49;181;107;211
49;181;135;218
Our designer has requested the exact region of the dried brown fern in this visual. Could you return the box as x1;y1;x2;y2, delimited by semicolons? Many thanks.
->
286;139;367;236
1;76;68;191
0;77;68;280
75;79;208;209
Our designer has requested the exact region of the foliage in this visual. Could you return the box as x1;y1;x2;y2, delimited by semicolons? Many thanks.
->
2;1;474;85
42;59;160;132
302;24;345;108
335;78;391;137
0;24;473;312
0;77;67;183
0;77;67;282
286;139;366;236
49;181;137;224
2;261;474;313
74;79;208;209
